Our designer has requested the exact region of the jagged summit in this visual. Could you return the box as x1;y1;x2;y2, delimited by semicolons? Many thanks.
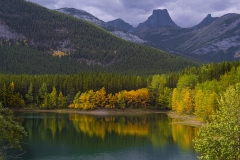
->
194;14;218;28
132;9;179;31
107;18;133;31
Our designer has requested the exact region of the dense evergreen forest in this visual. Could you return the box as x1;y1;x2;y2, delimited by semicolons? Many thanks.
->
0;0;197;75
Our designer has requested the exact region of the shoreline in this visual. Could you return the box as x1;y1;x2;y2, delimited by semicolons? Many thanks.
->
167;111;203;127
14;108;203;127
13;108;167;116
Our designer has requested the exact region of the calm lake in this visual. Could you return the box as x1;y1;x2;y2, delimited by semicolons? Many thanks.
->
14;112;199;160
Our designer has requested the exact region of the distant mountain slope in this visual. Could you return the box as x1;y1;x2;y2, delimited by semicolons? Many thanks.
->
55;8;146;44
179;13;240;61
107;18;133;31
0;0;197;75
131;10;240;62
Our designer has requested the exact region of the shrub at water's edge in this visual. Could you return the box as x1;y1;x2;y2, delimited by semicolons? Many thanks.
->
0;103;27;159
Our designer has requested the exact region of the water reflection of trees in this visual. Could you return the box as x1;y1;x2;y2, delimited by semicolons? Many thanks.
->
22;113;198;151
70;114;150;139
171;119;199;151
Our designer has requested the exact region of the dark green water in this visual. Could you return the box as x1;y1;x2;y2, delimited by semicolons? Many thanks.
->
14;112;198;160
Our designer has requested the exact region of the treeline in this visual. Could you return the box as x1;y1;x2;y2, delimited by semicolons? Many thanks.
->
0;60;239;112
0;0;197;75
0;73;148;108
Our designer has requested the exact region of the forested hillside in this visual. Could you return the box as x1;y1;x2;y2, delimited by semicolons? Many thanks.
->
0;0;197;75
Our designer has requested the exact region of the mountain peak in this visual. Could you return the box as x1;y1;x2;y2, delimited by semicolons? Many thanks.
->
107;18;133;31
152;9;168;15
206;14;212;17
194;14;218;28
133;9;179;31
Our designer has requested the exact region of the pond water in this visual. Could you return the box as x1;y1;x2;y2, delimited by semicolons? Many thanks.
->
14;112;199;160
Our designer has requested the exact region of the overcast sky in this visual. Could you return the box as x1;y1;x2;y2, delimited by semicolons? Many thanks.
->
27;0;240;28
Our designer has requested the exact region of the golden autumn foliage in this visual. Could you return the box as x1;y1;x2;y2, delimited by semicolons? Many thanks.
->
123;88;150;109
106;93;117;109
69;88;150;110
52;51;67;57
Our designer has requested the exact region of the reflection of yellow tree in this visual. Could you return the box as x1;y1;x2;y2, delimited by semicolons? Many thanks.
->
23;113;198;151
57;119;66;132
149;116;172;148
70;115;150;139
48;118;56;138
171;120;198;151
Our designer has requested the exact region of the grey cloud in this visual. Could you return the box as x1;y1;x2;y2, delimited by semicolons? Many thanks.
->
27;0;59;8
121;0;167;11
209;0;234;11
27;0;240;28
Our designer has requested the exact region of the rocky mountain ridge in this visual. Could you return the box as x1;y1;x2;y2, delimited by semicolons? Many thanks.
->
128;10;240;62
58;7;240;62
56;8;146;44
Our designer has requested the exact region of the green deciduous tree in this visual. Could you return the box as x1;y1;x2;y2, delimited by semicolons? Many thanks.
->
57;91;66;108
194;83;240;160
177;74;198;90
49;87;57;108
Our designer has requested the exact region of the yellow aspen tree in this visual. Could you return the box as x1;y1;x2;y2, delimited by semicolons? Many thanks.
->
171;88;178;111
106;93;117;109
183;87;194;114
204;92;219;120
117;91;125;110
79;92;88;109
175;88;186;115
88;90;96;110
95;87;106;108
194;90;204;121
137;88;150;109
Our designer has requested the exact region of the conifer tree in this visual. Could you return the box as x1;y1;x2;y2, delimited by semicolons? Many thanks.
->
25;83;34;104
